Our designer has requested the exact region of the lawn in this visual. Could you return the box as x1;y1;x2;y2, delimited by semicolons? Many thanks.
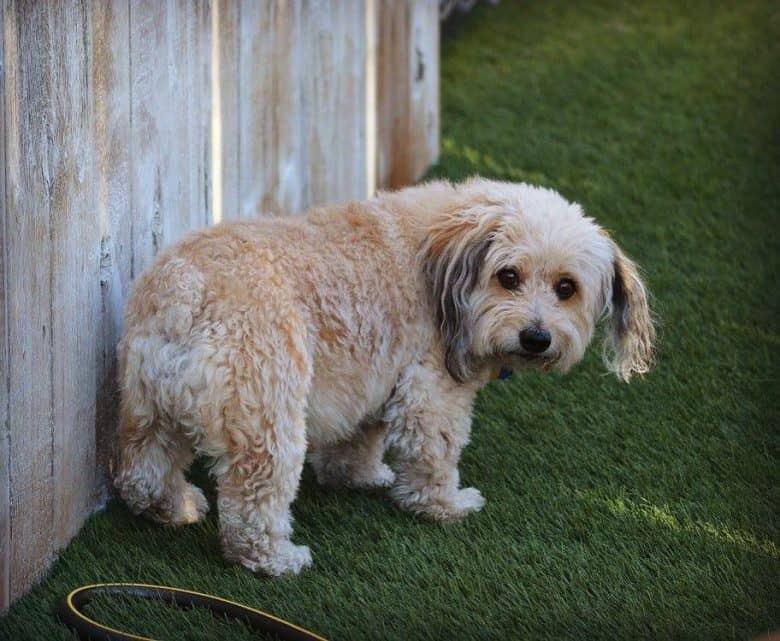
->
1;1;778;640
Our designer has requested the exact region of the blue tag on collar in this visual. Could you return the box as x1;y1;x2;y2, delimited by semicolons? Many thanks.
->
497;366;514;380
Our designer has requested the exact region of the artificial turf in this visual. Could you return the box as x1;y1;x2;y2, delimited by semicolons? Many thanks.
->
2;1;778;640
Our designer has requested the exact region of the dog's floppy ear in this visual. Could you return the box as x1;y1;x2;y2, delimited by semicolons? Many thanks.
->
602;243;656;382
421;211;500;383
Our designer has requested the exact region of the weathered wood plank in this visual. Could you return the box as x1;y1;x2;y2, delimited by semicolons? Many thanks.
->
211;0;240;222
91;0;132;502
129;0;162;273
365;0;379;197
0;0;10;614
48;0;101;554
130;0;212;271
193;1;212;229
377;0;439;189
239;1;305;216
377;0;406;188
408;0;439;181
301;1;368;208
3;0;56;601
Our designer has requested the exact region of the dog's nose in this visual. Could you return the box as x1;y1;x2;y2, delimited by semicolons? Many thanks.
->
520;327;551;353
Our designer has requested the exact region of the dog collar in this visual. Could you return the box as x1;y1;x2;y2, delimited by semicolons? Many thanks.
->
497;366;514;380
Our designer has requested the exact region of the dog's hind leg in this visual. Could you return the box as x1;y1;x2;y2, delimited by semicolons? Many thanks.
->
214;402;311;576
213;318;313;576
114;336;208;526
309;422;395;489
114;406;209;526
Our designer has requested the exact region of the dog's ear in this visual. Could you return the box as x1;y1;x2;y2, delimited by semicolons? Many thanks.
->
602;243;656;381
422;213;499;383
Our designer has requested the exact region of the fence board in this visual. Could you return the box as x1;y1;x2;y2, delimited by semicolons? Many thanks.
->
239;1;305;216
377;0;439;188
211;0;240;222
92;1;132;483
301;1;367;207
130;0;211;271
303;1;339;206
48;0;101;554
3;1;57;601
408;0;439;181
0;0;9;612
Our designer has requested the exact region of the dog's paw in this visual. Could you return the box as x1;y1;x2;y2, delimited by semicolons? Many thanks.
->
424;487;485;522
141;482;210;526
169;484;210;525
315;461;396;490
450;487;486;515
241;542;313;577
267;542;313;576
349;463;396;489
369;463;397;488
394;485;486;522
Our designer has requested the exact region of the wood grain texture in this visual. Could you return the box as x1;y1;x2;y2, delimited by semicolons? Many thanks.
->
48;0;101;554
0;0;9;613
3;0;57;602
408;0;439;180
91;0;132;509
239;1;371;216
377;0;440;189
365;0;379;197
239;1;305;216
130;0;212;272
301;1;368;208
211;0;240;222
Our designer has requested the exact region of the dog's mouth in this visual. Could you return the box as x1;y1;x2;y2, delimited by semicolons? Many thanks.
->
491;342;561;372
501;349;557;367
517;351;543;360
521;352;559;373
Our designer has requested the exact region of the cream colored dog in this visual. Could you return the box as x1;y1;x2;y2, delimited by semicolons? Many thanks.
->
115;178;655;575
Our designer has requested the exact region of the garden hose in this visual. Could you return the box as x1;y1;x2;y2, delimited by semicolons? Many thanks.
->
57;583;327;641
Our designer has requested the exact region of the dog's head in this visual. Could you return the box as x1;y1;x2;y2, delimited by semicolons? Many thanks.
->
421;179;655;383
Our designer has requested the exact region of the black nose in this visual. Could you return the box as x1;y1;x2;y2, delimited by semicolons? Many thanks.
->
520;327;551;354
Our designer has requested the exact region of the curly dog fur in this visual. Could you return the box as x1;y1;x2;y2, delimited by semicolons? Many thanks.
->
114;178;655;575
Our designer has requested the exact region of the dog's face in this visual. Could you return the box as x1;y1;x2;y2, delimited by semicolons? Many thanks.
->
422;179;655;383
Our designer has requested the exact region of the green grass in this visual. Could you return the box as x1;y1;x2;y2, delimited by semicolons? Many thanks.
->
2;1;779;639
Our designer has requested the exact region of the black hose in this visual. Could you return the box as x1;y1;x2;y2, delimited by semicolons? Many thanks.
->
57;583;327;641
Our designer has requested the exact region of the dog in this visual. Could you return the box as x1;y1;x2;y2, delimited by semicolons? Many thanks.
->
114;178;655;576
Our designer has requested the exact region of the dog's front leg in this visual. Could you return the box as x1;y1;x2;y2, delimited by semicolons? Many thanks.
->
309;422;395;489
385;359;485;522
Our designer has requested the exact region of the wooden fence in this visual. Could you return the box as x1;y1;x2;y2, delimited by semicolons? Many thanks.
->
0;0;439;610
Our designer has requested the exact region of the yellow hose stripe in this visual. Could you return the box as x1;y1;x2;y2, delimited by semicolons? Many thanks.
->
66;586;154;641
64;583;327;641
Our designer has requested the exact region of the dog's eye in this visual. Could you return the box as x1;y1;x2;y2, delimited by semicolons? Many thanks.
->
555;278;576;300
497;269;520;290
